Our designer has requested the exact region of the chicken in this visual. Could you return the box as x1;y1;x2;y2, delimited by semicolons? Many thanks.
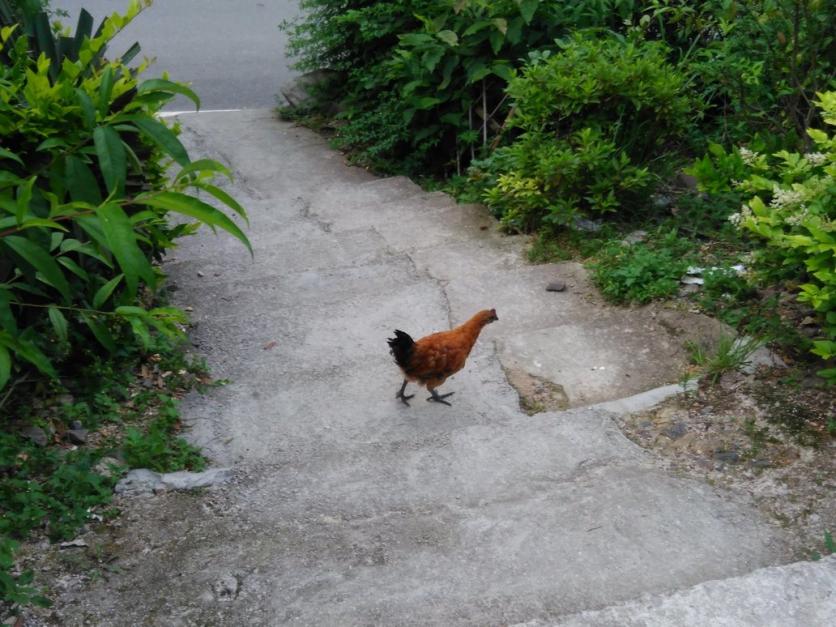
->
387;309;498;406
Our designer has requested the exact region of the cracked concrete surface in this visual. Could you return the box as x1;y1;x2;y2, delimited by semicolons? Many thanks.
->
35;110;834;626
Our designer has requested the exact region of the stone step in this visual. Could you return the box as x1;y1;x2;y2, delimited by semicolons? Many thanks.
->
543;554;836;627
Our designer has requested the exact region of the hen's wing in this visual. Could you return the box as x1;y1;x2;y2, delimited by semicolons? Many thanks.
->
406;332;469;385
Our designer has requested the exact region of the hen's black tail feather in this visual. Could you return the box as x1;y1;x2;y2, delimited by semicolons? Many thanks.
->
387;330;414;370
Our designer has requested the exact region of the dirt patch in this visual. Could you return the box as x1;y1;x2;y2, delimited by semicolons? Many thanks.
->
617;367;835;559
503;365;570;414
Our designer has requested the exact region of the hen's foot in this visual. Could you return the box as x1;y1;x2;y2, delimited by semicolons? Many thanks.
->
397;392;415;406
427;390;454;406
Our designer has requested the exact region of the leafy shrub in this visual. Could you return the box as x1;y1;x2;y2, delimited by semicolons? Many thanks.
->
476;34;692;230
590;230;693;304
0;4;250;391
285;0;572;174
728;92;836;380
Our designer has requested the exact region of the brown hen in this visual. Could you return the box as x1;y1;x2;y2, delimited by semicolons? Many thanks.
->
387;309;498;406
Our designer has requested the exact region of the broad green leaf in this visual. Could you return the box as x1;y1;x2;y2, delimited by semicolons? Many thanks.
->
81;313;116;353
0;148;23;166
138;78;200;110
136;192;253;256
48;306;68;342
130;116;190;166
93;126;126;196
93;274;123;308
76;88;96;129
195;182;249;223
36;138;69;151
94;203;155;296
175;159;232;182
15;176;35;225
515;0;539;24
436;30;458;46
98;65;114;116
462;20;491;37
65;156;103;205
0;332;57;379
19;218;68;232
2;235;72;302
0;345;9;390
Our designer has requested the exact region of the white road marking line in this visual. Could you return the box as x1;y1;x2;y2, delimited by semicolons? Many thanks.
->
159;109;243;117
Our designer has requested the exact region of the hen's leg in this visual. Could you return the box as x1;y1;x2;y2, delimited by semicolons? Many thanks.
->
396;379;414;406
427;389;454;406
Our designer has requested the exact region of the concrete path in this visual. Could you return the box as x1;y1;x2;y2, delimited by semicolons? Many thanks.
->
46;111;833;625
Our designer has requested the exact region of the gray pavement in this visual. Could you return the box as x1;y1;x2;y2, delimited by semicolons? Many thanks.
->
52;0;300;109
40;110;835;625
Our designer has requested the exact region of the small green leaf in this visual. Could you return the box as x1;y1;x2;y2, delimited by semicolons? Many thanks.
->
2;236;72;302
48;306;68;342
93;126;127;196
135;192;252;256
81;313;116;353
93;274;124;308
138;78;201;110
56;256;90;281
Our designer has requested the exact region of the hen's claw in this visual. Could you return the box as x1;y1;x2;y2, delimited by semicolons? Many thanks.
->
427;390;454;406
396;379;414;406
397;392;415;406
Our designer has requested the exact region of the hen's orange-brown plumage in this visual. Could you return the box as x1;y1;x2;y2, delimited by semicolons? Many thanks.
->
388;309;498;406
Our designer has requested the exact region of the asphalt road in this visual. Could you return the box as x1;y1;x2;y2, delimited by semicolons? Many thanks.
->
52;0;301;110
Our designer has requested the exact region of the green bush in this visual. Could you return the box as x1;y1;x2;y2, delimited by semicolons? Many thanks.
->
0;4;250;392
284;0;572;174
729;92;836;380
590;230;693;304
475;33;692;230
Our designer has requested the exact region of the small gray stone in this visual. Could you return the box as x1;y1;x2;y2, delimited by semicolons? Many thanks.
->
22;426;49;447
65;429;88;445
115;469;164;495
546;281;566;293
213;574;240;601
573;217;603;232
663;422;688;440
715;450;740;464
621;230;648;246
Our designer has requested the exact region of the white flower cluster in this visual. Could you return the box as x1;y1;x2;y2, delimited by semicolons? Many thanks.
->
739;146;759;166
806;152;827;167
769;185;804;209
783;208;809;226
728;205;753;227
